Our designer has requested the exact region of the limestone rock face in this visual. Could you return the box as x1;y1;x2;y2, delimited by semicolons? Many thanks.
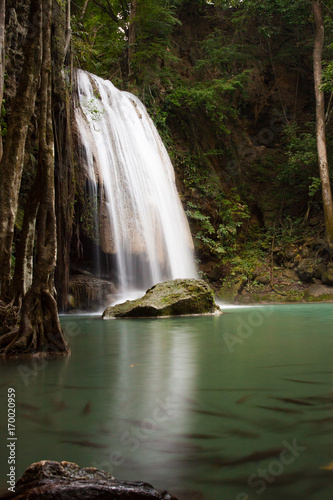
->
4;460;178;499
103;279;221;319
68;274;116;311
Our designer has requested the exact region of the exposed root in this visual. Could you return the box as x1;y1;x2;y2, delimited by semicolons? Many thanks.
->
0;290;70;358
0;299;20;337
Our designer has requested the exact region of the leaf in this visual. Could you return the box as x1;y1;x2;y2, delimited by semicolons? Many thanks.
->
320;461;333;470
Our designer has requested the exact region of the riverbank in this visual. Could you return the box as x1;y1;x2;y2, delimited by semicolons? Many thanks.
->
214;267;333;305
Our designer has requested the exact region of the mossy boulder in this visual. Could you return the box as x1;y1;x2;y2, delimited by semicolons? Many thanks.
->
303;284;333;301
297;259;314;282
313;262;327;280
103;279;221;319
217;276;247;302
321;265;333;286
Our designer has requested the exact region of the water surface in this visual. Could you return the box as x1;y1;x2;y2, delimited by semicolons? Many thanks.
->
1;304;333;499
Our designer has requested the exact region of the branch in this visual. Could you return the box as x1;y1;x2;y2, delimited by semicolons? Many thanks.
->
81;0;90;21
92;0;118;23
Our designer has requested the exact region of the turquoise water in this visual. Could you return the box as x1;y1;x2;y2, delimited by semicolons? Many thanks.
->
1;304;333;499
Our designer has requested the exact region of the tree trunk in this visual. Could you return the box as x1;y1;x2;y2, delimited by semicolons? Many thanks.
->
11;170;40;302
1;0;70;357
0;0;5;162
312;0;333;252
0;0;42;299
52;0;75;312
128;0;137;81
63;0;72;64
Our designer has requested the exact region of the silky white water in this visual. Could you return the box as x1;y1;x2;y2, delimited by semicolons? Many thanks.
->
75;69;197;296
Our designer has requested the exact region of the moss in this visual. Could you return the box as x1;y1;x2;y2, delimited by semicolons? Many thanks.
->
103;278;221;318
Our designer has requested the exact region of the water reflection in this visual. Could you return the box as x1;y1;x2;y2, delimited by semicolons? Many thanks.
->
0;305;333;499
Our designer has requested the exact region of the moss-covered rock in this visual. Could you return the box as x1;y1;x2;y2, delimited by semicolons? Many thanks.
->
103;279;221;319
303;284;333;301
321;265;333;286
313;262;327;280
297;259;314;282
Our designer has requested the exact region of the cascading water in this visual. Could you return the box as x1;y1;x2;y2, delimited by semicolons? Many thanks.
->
74;69;197;300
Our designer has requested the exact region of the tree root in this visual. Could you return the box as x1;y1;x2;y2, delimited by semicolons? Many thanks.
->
0;290;70;358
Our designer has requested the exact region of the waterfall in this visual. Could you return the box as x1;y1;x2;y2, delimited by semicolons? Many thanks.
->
74;69;197;299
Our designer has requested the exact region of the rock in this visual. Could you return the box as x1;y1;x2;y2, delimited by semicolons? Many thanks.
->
281;269;298;280
297;259;314;282
103;279;221;319
208;265;222;281
255;272;270;285
313;262;327;280
217;276;247;302
321;265;333;286
3;460;178;499
303;285;333;300
284;243;297;260
68;274;117;311
300;245;312;258
252;265;267;278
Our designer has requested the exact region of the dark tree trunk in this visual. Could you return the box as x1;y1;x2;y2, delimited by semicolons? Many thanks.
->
10;173;40;302
0;0;42;299
1;0;70;356
52;0;75;312
0;0;5;162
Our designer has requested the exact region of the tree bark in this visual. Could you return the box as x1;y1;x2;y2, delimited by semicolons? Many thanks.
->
0;0;5;162
312;0;333;252
1;0;70;357
11;171;40;302
63;0;72;64
52;0;75;312
0;0;42;299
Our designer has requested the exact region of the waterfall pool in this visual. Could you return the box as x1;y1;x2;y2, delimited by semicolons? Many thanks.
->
1;303;333;499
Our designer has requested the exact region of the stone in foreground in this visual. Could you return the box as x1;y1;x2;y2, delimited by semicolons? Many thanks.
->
103;279;221;319
3;460;178;499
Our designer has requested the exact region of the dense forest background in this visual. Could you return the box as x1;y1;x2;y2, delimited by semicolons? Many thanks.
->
0;0;333;355
71;0;333;300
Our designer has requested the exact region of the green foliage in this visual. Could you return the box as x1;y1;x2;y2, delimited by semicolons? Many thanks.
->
195;29;250;76
164;74;248;134
126;1;181;89
82;97;104;124
72;0;128;79
278;123;319;197
308;176;322;197
79;191;101;244
185;188;249;261
322;61;333;92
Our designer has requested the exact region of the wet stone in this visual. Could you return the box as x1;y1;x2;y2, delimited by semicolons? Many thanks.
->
3;460;178;499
